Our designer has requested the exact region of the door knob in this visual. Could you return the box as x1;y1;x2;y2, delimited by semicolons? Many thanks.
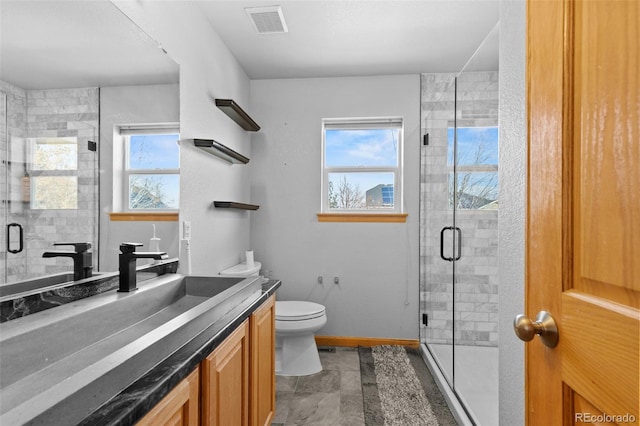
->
513;311;559;348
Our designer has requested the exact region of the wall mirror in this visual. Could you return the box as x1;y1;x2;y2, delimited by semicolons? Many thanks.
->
1;0;180;284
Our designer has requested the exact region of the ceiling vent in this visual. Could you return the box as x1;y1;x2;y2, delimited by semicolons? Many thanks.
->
245;5;288;34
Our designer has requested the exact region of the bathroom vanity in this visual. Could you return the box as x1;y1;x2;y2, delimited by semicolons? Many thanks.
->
0;273;279;426
137;293;276;426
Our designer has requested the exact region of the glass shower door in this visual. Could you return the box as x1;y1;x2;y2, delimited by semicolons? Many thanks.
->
1;85;99;285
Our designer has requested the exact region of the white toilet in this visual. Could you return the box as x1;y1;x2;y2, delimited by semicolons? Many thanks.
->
275;300;327;376
220;260;327;376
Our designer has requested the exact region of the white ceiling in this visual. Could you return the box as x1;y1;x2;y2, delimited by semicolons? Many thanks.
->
198;0;500;79
0;1;179;90
0;0;499;90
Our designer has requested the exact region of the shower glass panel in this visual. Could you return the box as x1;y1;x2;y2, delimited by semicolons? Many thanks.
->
420;24;499;426
419;73;457;388
1;92;7;283
453;33;499;423
1;84;99;285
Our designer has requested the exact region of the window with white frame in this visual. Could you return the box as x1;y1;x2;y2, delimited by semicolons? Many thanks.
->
321;117;403;213
119;125;180;211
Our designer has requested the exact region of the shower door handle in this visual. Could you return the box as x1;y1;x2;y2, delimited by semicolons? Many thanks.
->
440;226;454;262
440;226;462;262
7;222;24;254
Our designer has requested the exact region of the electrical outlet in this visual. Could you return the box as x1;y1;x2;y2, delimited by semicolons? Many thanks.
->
317;276;323;284
334;277;339;284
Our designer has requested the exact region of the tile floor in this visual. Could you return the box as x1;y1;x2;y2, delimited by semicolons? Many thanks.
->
272;347;365;426
271;346;455;426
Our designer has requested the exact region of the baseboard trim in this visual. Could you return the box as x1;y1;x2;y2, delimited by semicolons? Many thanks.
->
315;335;420;348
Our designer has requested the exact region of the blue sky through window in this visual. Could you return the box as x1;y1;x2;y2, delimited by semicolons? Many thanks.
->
129;134;179;169
325;128;398;167
447;126;498;166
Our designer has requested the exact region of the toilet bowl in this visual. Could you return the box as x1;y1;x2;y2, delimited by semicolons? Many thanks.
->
275;300;327;376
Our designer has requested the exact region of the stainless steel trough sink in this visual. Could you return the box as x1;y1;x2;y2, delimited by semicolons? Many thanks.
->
0;274;262;425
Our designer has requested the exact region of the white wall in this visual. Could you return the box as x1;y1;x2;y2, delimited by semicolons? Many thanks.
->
498;0;526;424
99;84;179;271
113;1;253;275
249;75;420;339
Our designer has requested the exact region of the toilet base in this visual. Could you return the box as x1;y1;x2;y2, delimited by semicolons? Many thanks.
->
275;333;322;376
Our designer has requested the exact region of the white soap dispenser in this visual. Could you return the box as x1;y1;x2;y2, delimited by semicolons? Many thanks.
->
149;224;161;263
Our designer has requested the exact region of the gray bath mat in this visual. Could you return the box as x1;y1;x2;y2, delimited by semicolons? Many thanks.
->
359;345;456;425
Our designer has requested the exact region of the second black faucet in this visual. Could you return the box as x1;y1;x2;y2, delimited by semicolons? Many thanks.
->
118;242;168;292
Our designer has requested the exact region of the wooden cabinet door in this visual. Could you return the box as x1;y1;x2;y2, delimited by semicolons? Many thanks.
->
136;367;199;426
526;0;639;424
201;319;250;426
250;295;276;426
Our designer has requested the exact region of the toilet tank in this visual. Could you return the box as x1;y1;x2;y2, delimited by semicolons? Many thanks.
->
219;261;262;277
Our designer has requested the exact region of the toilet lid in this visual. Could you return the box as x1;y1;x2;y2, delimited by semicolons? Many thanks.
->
276;301;326;321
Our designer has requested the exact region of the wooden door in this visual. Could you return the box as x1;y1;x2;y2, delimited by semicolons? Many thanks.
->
201;320;250;426
136;368;199;426
250;295;276;426
526;0;639;425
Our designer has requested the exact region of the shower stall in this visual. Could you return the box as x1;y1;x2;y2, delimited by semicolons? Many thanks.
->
419;25;499;425
1;82;99;285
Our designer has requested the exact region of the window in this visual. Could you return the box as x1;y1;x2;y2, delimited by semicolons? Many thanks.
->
29;137;78;209
448;126;498;210
321;117;404;215
120;125;180;211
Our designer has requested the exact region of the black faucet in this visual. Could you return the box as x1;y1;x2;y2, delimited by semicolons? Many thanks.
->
118;242;168;292
42;242;93;281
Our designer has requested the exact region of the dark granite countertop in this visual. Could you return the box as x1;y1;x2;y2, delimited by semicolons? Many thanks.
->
43;279;281;426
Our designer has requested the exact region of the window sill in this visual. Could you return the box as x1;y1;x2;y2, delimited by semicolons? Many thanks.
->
317;213;408;223
109;212;179;222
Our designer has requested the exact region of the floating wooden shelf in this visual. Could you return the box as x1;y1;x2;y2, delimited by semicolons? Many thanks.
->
215;99;260;132
213;201;260;210
193;139;249;164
